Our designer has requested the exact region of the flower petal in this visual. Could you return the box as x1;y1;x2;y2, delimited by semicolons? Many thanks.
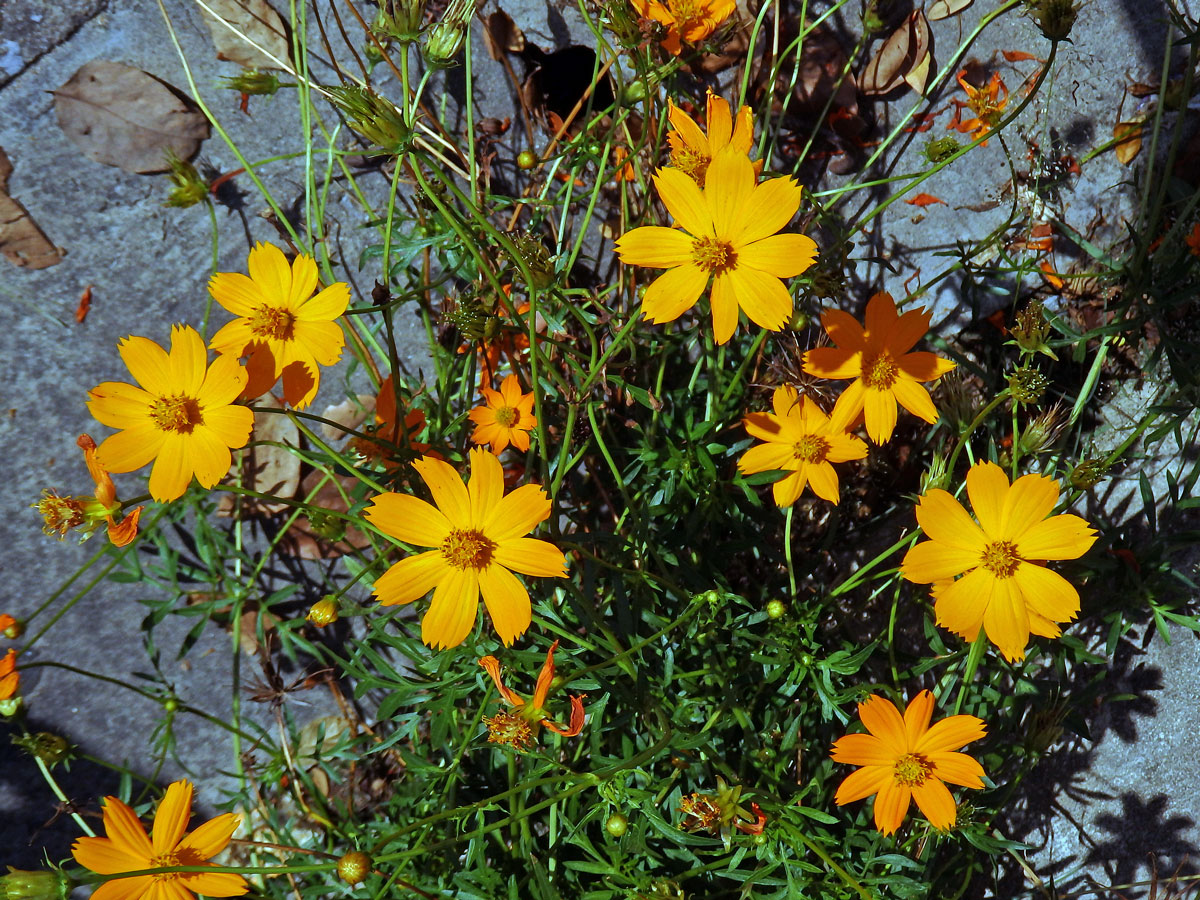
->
71;837;148;875
151;781;192;854
884;306;933;355
916;714;987;755
118;335;172;396
179;872;249;897
188;427;234;490
965;461;1009;540
891;377;940;425
167;326;208;398
705;92;732;150
197;354;249;409
201;406;254;452
914;490;988;553
1002;472;1060;541
96;427;165;475
705;145;756;237
820;308;867;352
467;447;505;525
806;461;840;503
830;733;893;767
982;576;1031;662
208;271;264;317
178;812;241;860
771;470;806;507
483;483;552;543
928;750;985;788
301;281;351;320
247;242;292;304
652;167;713;237
833;765;891;804
478;564;532;646
493;537;567;577
148;434;194;502
667;99;709;157
902;691;935;748
932;567;993;640
100;796;154;857
373;551;449;606
420;567;479;649
89;876;155;900
366;493;450;547
731;173;804;245
873;779;911;836
641;264;709;325
412;455;471;528
858;695;907;746
863;387;898;443
615;226;696;268
737;441;794;474
902;539;979;585
910;777;957;830
896;351;956;382
1011;562;1080;626
725;265;792;333
737;233;819;279
803;347;861;380
293;319;345;368
709;270;740;345
1017;515;1097;560
87;382;154;429
862;292;899;342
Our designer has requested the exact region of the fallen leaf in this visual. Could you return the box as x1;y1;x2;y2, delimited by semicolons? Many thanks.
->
201;0;289;69
484;10;525;59
75;285;93;323
860;11;931;96
792;28;858;112
319;394;373;441
1113;120;1144;165
905;192;946;207
928;0;973;20
54;60;210;174
0;147;65;269
904;50;932;94
1001;49;1040;62
237;406;301;514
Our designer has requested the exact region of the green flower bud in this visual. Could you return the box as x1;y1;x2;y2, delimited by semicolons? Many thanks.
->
765;599;786;620
604;812;629;837
374;0;425;43
1;868;72;900
219;69;281;96
506;235;556;289
516;150;537;170
422;0;483;67
1028;0;1081;42
12;732;73;766
925;136;961;164
1007;365;1048;405
163;152;209;209
1009;299;1058;360
327;85;411;154
1069;458;1108;490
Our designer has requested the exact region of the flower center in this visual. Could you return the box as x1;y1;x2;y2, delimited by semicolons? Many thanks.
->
150;850;182;882
861;351;899;390
494;406;520;428
484;711;536;750
36;492;87;537
791;435;830;464
249;305;296;341
893;752;934;786
672;147;711;186
980;539;1021;578
668;0;704;32
441;528;497;570
149;395;204;434
691;236;735;275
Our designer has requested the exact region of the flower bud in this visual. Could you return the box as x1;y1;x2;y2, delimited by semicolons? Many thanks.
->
506;235;556;289
920;451;952;493
0;614;22;640
604;812;629;837
219;69;281;96
306;596;339;627
925;136;960;164
422;0;483;67
13;732;73;766
164;152;209;209
327;85;411;154
1028;0;1080;42
1019;403;1067;455
1;868;72;900
1009;299;1058;360
374;0;425;43
336;851;372;885
1007;365;1048;405
1069;458;1108;490
765;599;786;620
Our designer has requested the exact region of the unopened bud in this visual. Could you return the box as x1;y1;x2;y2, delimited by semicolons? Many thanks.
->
337;851;372;885
925;136;960;164
1;868;72;900
306;596;339;627
374;0;425;43
1028;0;1080;42
164;151;209;209
13;732;73;766
506;235;556;290
1069;458;1108;490
422;0;483;67
327;85;411;154
1007;365;1048;405
1010;299;1058;360
219;69;282;96
1019;403;1067;454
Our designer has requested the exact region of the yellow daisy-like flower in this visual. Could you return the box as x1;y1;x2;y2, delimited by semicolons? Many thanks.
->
468;374;537;454
365;448;568;649
738;384;868;506
666;93;756;187
832;691;987;836
900;461;1098;662
632;0;735;55
803;291;956;444
208;242;350;410
87;325;255;503
615;145;818;345
71;779;248;900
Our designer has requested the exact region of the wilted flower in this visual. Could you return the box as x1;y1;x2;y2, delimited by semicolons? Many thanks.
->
478;640;585;750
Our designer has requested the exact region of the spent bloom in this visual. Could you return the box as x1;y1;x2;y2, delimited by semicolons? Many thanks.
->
615;145;818;345
351;374;435;468
803;292;956;444
832;691;986;836
0;649;18;702
365;448;568;649
952;71;1009;147
738;384;868;506
666;93;756;187
900;461;1098;661
70;779;248;900
469;374;537;454
478;640;585;750
1186;223;1200;257
86;325;254;503
677;778;767;846
632;0;734;55
208;242;350;409
36;436;143;547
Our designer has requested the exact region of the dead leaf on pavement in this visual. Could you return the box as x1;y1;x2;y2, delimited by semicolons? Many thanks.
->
484;10;525;59
904;51;932;94
928;0;973;20
202;0;289;68
0;147;65;269
237;407;302;514
54;60;210;174
1113;119;1144;165
860;11;930;96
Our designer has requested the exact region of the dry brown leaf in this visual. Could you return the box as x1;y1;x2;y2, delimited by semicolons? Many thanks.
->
860;11;930;96
319;394;373;441
0;147;65;269
237;407;302;514
904;51;932;94
928;0;973;20
54;61;209;174
202;0;289;69
484;10;525;59
1114;120;1144;165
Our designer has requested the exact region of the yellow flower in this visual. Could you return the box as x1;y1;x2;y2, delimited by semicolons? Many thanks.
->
803;292;956;444
70;779;248;900
738;384;868;506
615;145;818;345
87;325;255;503
900;461;1098;661
632;0;735;55
478;640;585;750
468;374;537;454
832;691;986;836
952;71;1008;147
666;93;756;187
208;242;350;410
365;448;568;649
0;649;18;701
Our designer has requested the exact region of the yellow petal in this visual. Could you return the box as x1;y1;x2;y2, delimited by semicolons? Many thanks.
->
902;690;935;748
280;360;318;409
179;871;249;897
667;99;709;157
910;778;957;830
478;564;532;646
705;146;756;237
373;550;449;606
982;576;1030;662
863;388;898;443
1011;562;1080;625
915;715;987;755
965;461;1009;540
641;264;709;325
830;734;893;767
100;795;154;857
891;376;940;425
188;427;234;490
914;489;987;553
615;226;697;268
902;540;979;585
652;167;713;237
167;326;207;398
86;382;153;429
828;380;866;433
89;876;155;900
771;383;801;418
493;537;567;577
820;308;867;352
932;567;993;641
247;242;292;304
201;406;254;452
147;434;193;502
863;292;899;342
896;351;956;382
872;779;911;836
884;306;933;355
724;265;792;333
705;92;733;149
151;782;193;854
1017;514;1097;560
366;493;451;546
729;103;754;155
482;483;552;543
1001;472;1060;541
928;750;986;788
178;813;240;859
833;764;891;804
709;270;740;345
208;318;257;361
857;695;906;747
96;427;165;475
731;174;804;245
71;837;148;875
412;456;471;528
737;441;793;474
420;568;479;649
803;347;862;380
806;461;840;503
287;253;319;308
737;234;819;278
293;319;346;368
118;335;172;396
198;353;249;409
824;431;869;463
467;447;505;525
772;470;806;507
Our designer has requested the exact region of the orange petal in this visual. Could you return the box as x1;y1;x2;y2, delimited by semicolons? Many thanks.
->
804;347;862;380
531;640;558;708
884;306;933;356
117;335;172;396
819;308;867;352
830;733;893;767
862;292;899;342
805;461;840;503
833;765;891;804
928;750;985;788
178;871;249;897
705;145;755;237
373;551;450;606
771;469;807;507
872;779;911;836
151;781;193;854
857;695;907;746
71;837;148;875
902;691;935;749
467;447;505;525
965;461;1010;540
916;715;987;755
914;490;987;553
896;350;956;382
477;564;531;647
178;812;241;860
910;778;957;830
479;655;526;707
99;796;154;858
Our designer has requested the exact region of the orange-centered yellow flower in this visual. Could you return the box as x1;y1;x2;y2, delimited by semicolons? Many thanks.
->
666;93;755;187
832;691;986;836
208;242;350;410
738;384;868;506
900;461;1098;662
87;325;255;503
365;448;568;649
469;374;537;454
71;779;248;900
803;291;956;444
0;648;18;701
615;145;818;345
953;71;1008;147
632;0;734;55
478;640;585;750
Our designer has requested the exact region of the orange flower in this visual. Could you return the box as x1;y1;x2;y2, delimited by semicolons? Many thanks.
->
78;435;143;547
952;71;1008;147
738;384;868;505
832;691;986;836
468;374;537;454
611;146;637;182
461;297;532;391
71;779;247;900
0;649;19;702
478;640;585;749
900;461;1097;661
666;93;756;187
803;292;956;444
1186;222;1200;257
352;374;435;468
632;0;735;55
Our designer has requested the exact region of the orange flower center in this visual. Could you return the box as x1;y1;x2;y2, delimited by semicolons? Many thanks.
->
250;305;296;341
149;395;204;434
678;793;722;831
692;236;735;274
893;752;934;786
667;0;705;33
980;539;1021;578
484;710;535;750
150;850;182;882
441;528;497;570
791;435;830;464
861;351;899;390
36;491;87;536
672;147;710;186
494;406;520;428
